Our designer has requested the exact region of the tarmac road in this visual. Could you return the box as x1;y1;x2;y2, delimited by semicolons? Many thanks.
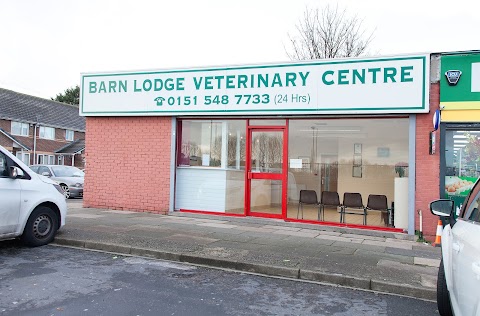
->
0;242;438;316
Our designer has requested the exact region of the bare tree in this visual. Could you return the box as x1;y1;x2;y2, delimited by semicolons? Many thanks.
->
251;134;283;171
286;5;374;60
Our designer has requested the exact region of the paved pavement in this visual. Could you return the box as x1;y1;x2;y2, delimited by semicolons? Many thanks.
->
55;200;441;301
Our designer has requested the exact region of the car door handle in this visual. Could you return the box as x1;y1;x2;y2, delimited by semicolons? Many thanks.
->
452;243;461;252
472;262;480;280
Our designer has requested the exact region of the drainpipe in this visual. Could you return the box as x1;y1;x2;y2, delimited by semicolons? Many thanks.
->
33;123;37;165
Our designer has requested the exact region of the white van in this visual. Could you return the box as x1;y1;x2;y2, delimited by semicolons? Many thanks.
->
0;145;67;246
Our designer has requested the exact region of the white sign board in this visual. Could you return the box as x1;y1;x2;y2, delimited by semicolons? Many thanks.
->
289;159;303;169
80;54;430;116
472;62;480;92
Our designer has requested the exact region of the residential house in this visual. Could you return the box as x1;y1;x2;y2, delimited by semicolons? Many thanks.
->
0;88;85;168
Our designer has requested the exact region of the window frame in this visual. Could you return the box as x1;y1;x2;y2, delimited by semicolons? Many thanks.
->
440;123;480;209
37;154;55;165
39;126;55;140
15;152;30;165
11;121;29;137
177;119;247;170
65;130;74;141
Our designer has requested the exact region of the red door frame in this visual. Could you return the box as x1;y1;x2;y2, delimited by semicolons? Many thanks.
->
245;124;288;219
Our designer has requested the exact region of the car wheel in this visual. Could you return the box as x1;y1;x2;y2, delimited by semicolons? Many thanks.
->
437;258;453;316
21;206;59;247
60;183;71;199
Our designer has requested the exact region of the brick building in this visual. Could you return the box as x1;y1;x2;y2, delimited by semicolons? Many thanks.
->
0;88;86;168
80;52;480;241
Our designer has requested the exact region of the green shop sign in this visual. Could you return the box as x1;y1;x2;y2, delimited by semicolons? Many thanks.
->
80;55;429;116
440;53;480;110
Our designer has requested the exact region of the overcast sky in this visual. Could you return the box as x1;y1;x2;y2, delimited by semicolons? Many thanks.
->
0;0;478;99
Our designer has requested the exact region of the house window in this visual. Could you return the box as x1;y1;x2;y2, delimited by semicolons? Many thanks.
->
39;126;55;140
66;130;74;141
38;154;55;165
16;152;30;165
11;121;29;136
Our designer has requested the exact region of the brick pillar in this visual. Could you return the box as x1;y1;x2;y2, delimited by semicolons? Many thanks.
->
415;83;441;241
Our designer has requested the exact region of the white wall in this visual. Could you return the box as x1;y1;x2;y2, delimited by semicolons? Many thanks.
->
175;168;226;212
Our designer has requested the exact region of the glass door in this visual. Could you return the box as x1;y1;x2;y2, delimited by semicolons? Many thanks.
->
246;128;287;218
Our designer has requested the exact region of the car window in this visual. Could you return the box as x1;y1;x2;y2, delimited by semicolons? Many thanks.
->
0;152;8;177
30;166;39;173
50;166;84;177
38;166;51;176
462;181;480;223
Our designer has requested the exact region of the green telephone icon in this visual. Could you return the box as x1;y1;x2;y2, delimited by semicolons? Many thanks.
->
154;97;165;106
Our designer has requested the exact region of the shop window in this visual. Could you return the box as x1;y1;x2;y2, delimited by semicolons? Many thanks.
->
178;120;223;167
39;126;55;140
178;120;246;169
444;129;480;207
176;119;246;215
226;121;246;169
11;121;29;136
287;118;409;227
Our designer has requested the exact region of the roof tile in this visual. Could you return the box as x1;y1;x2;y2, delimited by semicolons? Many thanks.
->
0;88;85;131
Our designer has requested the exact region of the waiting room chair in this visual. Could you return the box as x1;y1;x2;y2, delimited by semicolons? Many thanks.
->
366;194;390;226
297;190;320;220
320;191;341;221
341;192;367;225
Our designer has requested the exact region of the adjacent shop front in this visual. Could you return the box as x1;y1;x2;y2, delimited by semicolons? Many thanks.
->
81;54;430;234
440;52;480;211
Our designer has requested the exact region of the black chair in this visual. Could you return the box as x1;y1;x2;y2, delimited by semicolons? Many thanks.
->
341;192;367;225
366;194;390;226
320;191;341;221
297;190;320;219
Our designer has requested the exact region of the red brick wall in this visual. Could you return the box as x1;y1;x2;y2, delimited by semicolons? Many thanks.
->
415;83;441;241
84;117;172;214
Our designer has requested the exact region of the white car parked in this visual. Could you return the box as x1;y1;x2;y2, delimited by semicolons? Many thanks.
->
0;145;67;246
430;179;480;316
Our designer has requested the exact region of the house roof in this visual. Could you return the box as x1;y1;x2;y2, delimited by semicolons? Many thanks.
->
55;139;85;154
0;88;85;131
0;127;31;150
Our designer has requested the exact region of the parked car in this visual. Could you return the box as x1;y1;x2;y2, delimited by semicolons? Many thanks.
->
30;165;84;199
0;145;67;246
430;179;480;316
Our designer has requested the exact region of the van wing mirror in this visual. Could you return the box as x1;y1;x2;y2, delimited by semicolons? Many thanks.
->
9;166;24;179
430;199;454;217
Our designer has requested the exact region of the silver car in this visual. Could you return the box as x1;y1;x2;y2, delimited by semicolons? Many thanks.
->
30;165;84;199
